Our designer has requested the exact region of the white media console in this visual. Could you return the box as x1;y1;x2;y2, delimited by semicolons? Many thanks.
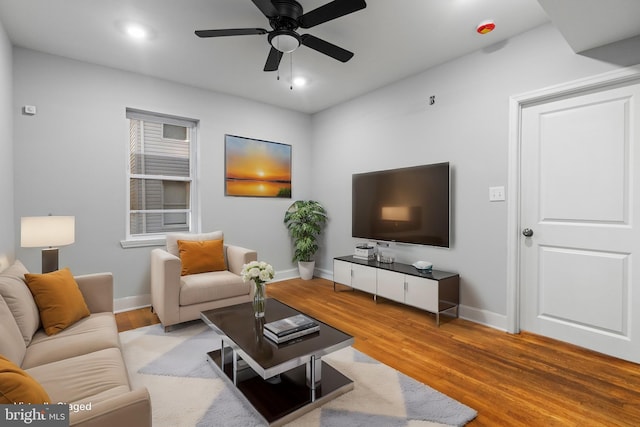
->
333;255;460;326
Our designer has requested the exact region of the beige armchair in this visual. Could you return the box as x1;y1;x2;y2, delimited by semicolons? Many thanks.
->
150;231;257;331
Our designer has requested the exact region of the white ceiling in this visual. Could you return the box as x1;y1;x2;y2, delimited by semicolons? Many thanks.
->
0;1;638;114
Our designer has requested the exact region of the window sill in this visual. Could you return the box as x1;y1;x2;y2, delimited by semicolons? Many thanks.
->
120;237;166;249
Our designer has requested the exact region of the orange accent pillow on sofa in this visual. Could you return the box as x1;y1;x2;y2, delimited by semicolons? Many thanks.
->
24;268;90;336
0;355;50;404
177;239;226;276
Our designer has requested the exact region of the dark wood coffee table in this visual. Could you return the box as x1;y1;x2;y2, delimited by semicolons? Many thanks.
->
200;298;354;426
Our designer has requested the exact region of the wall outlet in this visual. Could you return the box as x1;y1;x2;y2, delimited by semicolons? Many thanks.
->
489;186;505;202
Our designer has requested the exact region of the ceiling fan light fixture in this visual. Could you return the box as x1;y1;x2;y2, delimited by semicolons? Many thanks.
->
269;30;300;53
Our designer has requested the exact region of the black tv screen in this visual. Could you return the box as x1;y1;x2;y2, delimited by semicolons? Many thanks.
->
352;162;450;247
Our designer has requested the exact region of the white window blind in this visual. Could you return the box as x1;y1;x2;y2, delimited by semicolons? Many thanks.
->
126;109;198;239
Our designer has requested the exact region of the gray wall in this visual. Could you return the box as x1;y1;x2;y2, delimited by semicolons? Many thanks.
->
6;23;636;328
12;48;311;302
0;18;13;270
310;23;622;327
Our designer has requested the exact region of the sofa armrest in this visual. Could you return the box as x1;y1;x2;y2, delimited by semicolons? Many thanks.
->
150;248;182;328
75;273;114;313
225;245;258;275
69;387;151;427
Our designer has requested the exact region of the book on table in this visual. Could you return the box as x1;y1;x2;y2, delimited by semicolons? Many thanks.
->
264;314;318;337
263;324;320;344
263;314;319;343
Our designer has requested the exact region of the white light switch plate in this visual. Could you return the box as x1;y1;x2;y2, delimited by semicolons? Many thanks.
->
489;186;505;202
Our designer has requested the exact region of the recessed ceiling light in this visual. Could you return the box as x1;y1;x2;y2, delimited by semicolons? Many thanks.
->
117;21;154;41
292;76;308;88
125;24;148;39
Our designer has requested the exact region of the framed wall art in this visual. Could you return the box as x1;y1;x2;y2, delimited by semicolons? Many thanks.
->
224;134;292;198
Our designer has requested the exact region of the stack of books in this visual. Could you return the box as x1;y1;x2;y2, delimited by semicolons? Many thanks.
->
263;314;319;344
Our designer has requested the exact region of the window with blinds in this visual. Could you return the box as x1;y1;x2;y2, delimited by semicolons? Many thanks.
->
126;109;198;238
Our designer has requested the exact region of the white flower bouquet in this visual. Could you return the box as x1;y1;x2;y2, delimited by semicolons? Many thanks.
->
241;261;275;285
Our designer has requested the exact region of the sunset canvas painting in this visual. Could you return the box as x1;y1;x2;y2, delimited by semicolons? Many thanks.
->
225;135;292;197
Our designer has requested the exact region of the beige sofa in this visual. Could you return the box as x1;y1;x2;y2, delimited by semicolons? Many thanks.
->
150;231;258;331
0;261;151;427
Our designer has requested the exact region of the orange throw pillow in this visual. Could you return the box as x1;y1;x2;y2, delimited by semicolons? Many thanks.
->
24;268;90;336
178;239;226;276
0;355;50;404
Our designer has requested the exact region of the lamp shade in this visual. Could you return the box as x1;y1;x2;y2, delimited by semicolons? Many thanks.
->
21;216;75;248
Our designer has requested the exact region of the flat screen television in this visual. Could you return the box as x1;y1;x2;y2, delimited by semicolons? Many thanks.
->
352;162;450;247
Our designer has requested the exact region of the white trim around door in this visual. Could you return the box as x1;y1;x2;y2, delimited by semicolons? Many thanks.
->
506;65;640;335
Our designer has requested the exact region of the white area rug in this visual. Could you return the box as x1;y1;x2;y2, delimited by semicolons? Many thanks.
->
119;322;477;426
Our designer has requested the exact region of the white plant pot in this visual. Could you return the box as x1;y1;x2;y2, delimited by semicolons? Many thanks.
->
298;261;315;280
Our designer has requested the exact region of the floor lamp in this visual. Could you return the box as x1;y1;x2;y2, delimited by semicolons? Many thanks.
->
21;216;75;273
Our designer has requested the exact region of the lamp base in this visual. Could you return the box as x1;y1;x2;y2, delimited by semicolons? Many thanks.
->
42;248;59;274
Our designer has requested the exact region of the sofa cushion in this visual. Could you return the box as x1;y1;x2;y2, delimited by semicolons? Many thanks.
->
24;268;91;336
0;355;50;404
179;271;251;306
0;260;40;345
0;294;26;366
21;313;121;369
166;231;223;257
26;347;130;406
178;239;226;276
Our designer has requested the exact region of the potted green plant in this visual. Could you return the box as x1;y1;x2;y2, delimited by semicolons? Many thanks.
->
283;200;328;280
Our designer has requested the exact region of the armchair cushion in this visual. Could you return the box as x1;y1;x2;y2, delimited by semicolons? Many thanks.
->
178;239;226;275
166;231;223;257
24;268;90;336
179;271;251;306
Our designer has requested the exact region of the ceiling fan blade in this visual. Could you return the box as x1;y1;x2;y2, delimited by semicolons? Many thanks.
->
300;34;354;62
251;0;279;18
299;0;366;29
264;47;284;71
195;28;268;38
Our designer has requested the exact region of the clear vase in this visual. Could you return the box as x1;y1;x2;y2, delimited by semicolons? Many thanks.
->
253;281;266;318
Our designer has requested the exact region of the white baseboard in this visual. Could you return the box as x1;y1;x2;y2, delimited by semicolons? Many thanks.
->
458;304;508;332
269;267;333;282
270;268;299;282
114;293;151;313
315;267;333;281
113;270;508;333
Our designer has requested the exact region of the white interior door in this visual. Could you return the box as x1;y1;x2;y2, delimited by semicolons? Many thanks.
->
520;83;640;363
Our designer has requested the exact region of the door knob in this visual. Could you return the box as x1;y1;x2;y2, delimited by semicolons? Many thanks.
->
522;228;534;237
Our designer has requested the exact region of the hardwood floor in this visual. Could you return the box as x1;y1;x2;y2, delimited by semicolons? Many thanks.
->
115;305;159;332
116;278;640;426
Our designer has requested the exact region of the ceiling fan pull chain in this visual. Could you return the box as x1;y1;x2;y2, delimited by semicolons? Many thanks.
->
277;37;280;81
290;53;293;90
